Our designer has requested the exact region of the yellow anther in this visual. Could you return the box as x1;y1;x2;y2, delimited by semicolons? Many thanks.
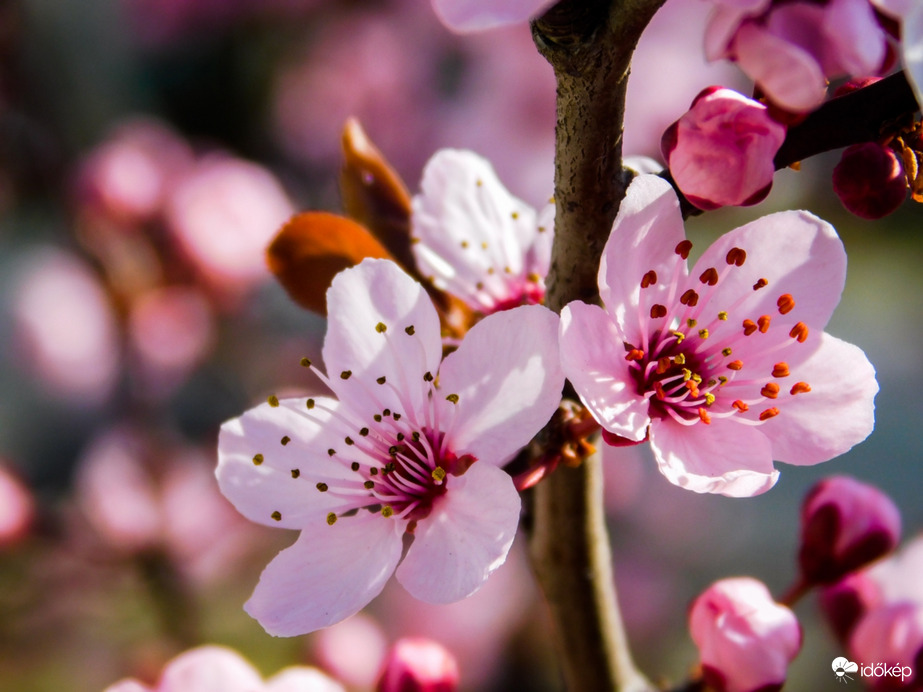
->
698;328;709;339
267;395;279;407
704;393;716;406
376;322;387;333
718;311;728;321
252;454;264;465
326;513;337;525
674;353;686;365
271;511;282;521
432;467;447;482
381;506;394;518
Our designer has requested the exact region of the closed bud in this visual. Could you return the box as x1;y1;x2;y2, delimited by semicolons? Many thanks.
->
376;638;459;692
799;475;901;586
832;143;907;219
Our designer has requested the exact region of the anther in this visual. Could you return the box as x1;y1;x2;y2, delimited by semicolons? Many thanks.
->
405;325;416;335
381;506;394;518
760;383;780;399
340;370;352;380
650;304;667;319
328;448;336;456
680;289;699;306
364;480;375;489
753;278;768;291
726;247;747;266
345;436;354;445
625;349;644;361
376;376;386;385
777;294;795;315
271;511;282;521
704;393;716;406
698;328;709;339
718;311;728;321
267;395;279;407
675;240;693;259
376;322;387;333
743;319;757;336
757;315;771;333
728;360;744;370
641;270;657;288
281;436;291;446
759;407;780;421
699;267;719;286
772;362;790;378
351;462;360;471
252;454;263;465
396;433;404;441
383;409;391;416
672;331;686;343
370;468;378;475
432;467;447;482
423;372;434;382
306;398;315;409
674;353;686;365
718;376;728;385
291;469;300;478
511;211;520;220
733;400;749;412
316;482;328;491
790;382;812;395
654;382;666;400
698;408;712;424
687;319;697;328
682;368;692;381
412;431;421;441
393;413;402;421
446;394;459;404
790;322;809;343
300;357;312;367
359;427;369;436
722;347;732;357
326;513;337;525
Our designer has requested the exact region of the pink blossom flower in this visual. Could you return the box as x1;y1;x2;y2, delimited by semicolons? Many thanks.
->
217;258;563;635
850;603;923;690
559;174;878;496
662;86;787;210
411;149;553;314
872;0;923;109
376;638;459;692
705;0;889;112
431;0;554;32
103;645;345;692
689;577;802;692
799;475;901;585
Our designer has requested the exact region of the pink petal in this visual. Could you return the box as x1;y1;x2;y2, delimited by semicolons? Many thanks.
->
821;0;887;77
158;646;264;692
217;399;359;529
411;149;542;312
395;462;520;603
649;417;779;496
559;301;650;441
436;304;564;465
598;174;689;346
734;22;828;111
431;0;554;32
905;5;923;109
758;333;877;466
265;668;347;692
323;259;442;423
246;513;403;635
704;5;752;62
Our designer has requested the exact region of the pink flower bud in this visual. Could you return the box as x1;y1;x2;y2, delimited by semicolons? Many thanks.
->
800;475;901;586
376;638;459;692
662;87;786;210
832;142;907;219
689;577;801;692
850;602;923;690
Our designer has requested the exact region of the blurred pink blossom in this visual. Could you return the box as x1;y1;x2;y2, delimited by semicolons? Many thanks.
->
832;142;908;219
872;0;923;108
705;0;889;112
0;464;35;548
662;86;786;209
313;615;388;689
689;577;802;692
376;638;459;692
799;475;901;586
164;153;295;294
850;603;923;689
411;149;553;313
103;644;345;692
559;174;877;496
11;248;120;405
217;259;564;635
431;0;553;32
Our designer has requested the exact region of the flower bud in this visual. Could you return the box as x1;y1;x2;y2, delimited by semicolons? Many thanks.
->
662;87;786;210
850;602;923;690
832;142;907;219
376;638;459;692
689;577;801;692
799;476;901;586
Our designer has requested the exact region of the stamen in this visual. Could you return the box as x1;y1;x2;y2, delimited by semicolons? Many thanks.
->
268;395;279;407
300;357;311;367
699;267;719;286
732;400;749;412
306;398;315;409
252;454;263;465
641;270;658;288
728;360;744;370
281;436;291;446
316;482;328;492
272;511;282;521
698;408;711;424
680;289;699;306
381;506;394;518
759;407;780;421
651;304;667;319
753;278;768;291
625;349;644;361
760;383;780;399
743;319;757;336
777;294;795;315
326;513;337;525
340;370;352;380
376;376;386;385
687;319;697;328
718;311;728;321
790;382;812;395
675;240;693;259
376;322;387;333
721;347;732;357
698;328;709;339
790;322;809;343
432;467;447;482
726;248;747;266
405;325;415;335
757;315;771;333
772;362;790;378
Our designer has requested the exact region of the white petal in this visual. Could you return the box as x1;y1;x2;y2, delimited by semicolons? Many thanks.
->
650;417;779;497
217;398;364;529
323;259;442;425
904;4;923;109
436;304;564;465
559;301;651;441
432;0;554;32
396;462;520;603
246;513;403;636
158;646;264;692
265;668;347;692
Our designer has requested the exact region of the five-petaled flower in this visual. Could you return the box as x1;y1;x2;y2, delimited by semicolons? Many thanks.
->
559;174;878;497
411;149;553;315
217;258;563;635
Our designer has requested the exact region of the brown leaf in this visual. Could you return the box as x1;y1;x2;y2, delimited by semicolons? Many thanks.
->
266;212;391;315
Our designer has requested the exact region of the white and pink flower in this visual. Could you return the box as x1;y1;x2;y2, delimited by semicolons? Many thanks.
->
411;149;553;315
217;258;563;635
689;577;802;692
662;86;786;210
559;174;878;496
431;0;554;32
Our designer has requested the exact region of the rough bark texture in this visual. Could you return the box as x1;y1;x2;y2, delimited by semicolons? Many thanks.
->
527;1;665;690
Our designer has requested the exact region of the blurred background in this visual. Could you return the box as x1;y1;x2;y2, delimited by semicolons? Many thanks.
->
0;0;920;689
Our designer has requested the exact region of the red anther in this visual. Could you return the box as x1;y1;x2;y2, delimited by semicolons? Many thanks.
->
760;383;780;399
699;267;719;286
625;348;645;361
680;289;699;306
743;319;758;336
790;382;812;395
698;408;712;424
641;270;658;288
772;362;790;378
675;240;693;259
650;304;667;318
732;400;749;412
757;315;771;333
759;407;780;421
753;278;768;291
685;380;700;397
728;360;744;370
790;322;809;343
777;294;795;315
657;356;672;374
654;382;666;400
726;247;747;266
